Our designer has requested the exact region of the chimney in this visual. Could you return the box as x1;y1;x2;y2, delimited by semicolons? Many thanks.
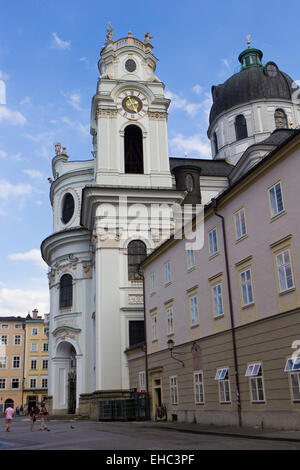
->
32;309;38;319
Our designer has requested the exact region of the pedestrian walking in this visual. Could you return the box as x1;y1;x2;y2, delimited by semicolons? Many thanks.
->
5;405;14;432
20;405;23;416
15;406;19;416
29;407;36;432
39;404;49;431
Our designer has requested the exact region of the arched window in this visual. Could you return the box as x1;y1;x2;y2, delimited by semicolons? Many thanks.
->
274;109;288;129
128;240;147;280
235;114;248;140
124;125;144;174
213;131;218;155
62;193;75;224
59;274;73;308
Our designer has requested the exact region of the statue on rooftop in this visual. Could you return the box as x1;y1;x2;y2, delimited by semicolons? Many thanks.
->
55;142;61;156
144;30;152;44
105;21;113;44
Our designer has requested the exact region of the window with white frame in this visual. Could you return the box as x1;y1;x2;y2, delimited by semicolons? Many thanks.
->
15;323;22;329
0;356;8;369
0;378;6;389
170;376;178;405
11;378;20;389
234;208;247;240
1;324;9;329
151;314;158;341
43;343;49;352
139;371;146;392
150;272;156;294
30;359;37;370
32;327;38;336
164;262;171;285
212;283;224;317
42;359;48;370
30;378;37;389
269;181;284;218
240;269;254;306
187;247;195;270
189;294;199;325
41;377;48;389
194;371;205;404
14;335;21;346
276;249;295;292
284;357;300;402
245;363;265;402
208;228;218;256
215;368;231;403
0;335;8;346
166;306;174;335
31;343;38;352
12;356;21;369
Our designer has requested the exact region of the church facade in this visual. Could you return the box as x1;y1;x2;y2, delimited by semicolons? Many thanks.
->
41;26;300;420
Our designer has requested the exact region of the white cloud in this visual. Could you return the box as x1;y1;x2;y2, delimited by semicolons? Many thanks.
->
166;89;202;117
0;106;26;125
80;57;89;65
0;150;7;159
192;84;203;95
0;179;33;199
169;133;211;158
20;96;31;106
23;131;55;159
8;248;47;270
23;169;44;180
52;32;71;50
61;116;89;136
222;58;230;69
0;286;49;317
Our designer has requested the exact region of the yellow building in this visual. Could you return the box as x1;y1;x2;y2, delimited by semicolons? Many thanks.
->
0;316;26;412
24;309;49;411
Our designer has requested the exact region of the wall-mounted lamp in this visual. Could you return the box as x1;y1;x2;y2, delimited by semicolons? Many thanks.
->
167;338;184;367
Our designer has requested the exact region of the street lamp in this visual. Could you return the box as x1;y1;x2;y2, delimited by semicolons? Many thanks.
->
167;339;184;367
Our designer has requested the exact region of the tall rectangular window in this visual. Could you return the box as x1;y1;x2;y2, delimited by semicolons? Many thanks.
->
189;295;199;325
0;378;6;389
30;378;37;389
0;335;8;346
245;363;265;403
276;249;294;292
12;356;21;369
269;181;284;218
32;327;38;336
14;335;21;345
208;228;218;256
164;262;171;285
212;283;224;317
11;378;20;389
150;272;156;294
240;269;254;306
41;378;48;389
194;372;205;404
0;356;7;369
170;376;178;405
31;343;38;352
151;314;158;341
187;247;195;270
139;371;146;392
166;306;174;335
290;373;300;402
234;208;247;240
30;359;37;370
215;368;231;403
42;359;48;370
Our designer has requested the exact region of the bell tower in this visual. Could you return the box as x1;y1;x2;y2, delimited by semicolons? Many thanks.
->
90;27;173;187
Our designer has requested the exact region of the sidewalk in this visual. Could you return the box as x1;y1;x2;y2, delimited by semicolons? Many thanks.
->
146;421;300;443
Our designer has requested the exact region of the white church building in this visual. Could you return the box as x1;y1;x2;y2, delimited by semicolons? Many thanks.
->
41;26;300;418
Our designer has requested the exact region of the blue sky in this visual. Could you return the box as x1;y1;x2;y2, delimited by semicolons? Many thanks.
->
0;0;299;316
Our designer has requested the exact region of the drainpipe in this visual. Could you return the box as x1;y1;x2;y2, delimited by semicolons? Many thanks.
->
211;198;242;427
139;270;149;394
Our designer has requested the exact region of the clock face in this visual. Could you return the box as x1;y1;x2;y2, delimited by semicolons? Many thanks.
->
117;90;148;120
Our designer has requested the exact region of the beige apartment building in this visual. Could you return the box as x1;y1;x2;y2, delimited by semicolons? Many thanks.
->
0;317;26;412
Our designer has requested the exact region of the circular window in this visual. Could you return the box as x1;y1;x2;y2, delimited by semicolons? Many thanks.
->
125;59;137;73
62;193;75;224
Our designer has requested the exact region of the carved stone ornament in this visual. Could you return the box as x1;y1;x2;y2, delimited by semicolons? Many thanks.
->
128;294;143;304
148;111;167;120
144;30;152;44
105;21;113;45
82;261;92;278
96;108;118;118
55;142;61;155
48;269;56;288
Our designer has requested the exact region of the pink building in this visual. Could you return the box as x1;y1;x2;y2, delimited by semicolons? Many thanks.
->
127;129;300;429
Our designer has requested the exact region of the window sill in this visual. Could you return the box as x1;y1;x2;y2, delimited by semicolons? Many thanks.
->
235;234;248;244
251;401;266;404
209;252;219;261
242;302;255;310
213;314;225;320
187;266;196;273
190;322;200;329
279;287;296;296
270;210;287;223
